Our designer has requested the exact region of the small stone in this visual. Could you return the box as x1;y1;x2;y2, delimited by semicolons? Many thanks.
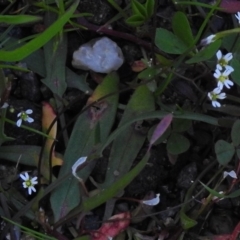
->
72;37;124;73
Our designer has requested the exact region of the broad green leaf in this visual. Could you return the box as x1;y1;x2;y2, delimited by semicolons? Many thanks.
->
50;72;119;222
215;140;235;166
222;33;238;52
23;49;91;93
155;28;188;54
180;212;197;229
172;12;194;47
0;15;42;24
172;118;192;133
0;0;79;61
231;58;240;86
185;40;221;64
167;133;190;155
100;85;155;218
231;120;240;146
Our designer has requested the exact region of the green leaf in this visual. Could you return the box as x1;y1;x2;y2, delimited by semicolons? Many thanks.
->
145;0;154;17
138;67;160;80
200;181;226;198
102;85;155;188
0;15;42;24
215;140;235;166
125;14;145;27
172;119;192;132
231;120;240;147
185;40;221;64
231;58;240;86
227;189;240;198
131;0;147;17
50;72;119;222
41;12;67;97
0;0;79;61
23;49;91;93
155;28;188;54
172;12;194;47
200;181;240;199
180;212;197;229
167;132;190;155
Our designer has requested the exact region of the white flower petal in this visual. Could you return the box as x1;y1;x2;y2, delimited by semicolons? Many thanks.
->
224;53;233;61
31;177;38;184
22;182;27;188
142;193;160;206
16;119;22;127
20;172;29;181
27;117;34;123
216;64;222;71
28;187;32;195
224;80;234;88
225;65;234;72
25;109;33;114
30;186;36;193
208;92;212;100
201;34;216;45
17;112;22;117
216;50;222;60
217;82;224;90
218;93;226;99
213;87;221;94
223;170;237;179
212;100;221;108
72;156;87;180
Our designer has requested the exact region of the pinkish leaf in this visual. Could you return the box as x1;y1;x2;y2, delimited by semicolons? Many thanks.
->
92;212;130;240
148;114;173;151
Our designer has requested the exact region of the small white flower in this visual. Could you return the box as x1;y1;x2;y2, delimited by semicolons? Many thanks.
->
72;156;87;181
216;50;233;71
19;172;38;195
208;87;226;107
16;109;34;127
223;170;237;179
235;12;240;24
142;193;160;206
201;34;216;46
213;68;234;90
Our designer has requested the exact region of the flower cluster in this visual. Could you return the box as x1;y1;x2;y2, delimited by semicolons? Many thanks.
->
208;50;234;108
201;14;240;108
